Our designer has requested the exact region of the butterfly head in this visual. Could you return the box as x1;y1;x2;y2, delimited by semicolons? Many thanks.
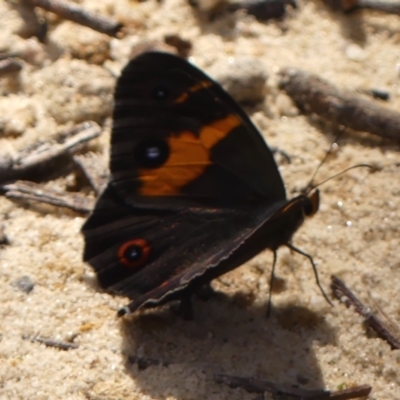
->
303;189;319;217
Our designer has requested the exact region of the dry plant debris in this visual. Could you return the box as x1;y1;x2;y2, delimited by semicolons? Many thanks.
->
23;0;124;37
22;334;79;351
1;0;399;399
215;374;372;399
2;180;94;213
0;121;102;184
331;275;400;350
279;68;400;141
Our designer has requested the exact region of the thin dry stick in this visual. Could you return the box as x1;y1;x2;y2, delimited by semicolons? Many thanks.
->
279;68;400;141
329;385;372;400
0;53;20;60
2;181;94;213
73;153;108;195
0;58;23;76
350;0;400;14
22;334;79;350
331;275;400;349
0;121;101;184
214;374;371;400
127;356;371;400
325;0;400;15
214;374;329;399
24;0;124;37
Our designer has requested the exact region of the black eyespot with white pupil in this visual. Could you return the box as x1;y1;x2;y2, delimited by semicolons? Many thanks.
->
118;239;150;268
153;85;169;100
134;138;170;168
125;245;141;261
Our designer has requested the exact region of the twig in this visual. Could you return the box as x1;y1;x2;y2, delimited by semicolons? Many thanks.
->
348;0;400;14
214;374;329;399
322;0;400;14
73;153;108;195
215;374;371;399
0;121;102;184
331;275;400;349
128;356;371;399
279;68;400;141
2;181;94;213
0;58;23;76
0;53;20;60
22;334;79;350
329;385;372;400
24;0;124;37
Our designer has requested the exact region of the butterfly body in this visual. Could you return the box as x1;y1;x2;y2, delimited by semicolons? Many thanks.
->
82;52;319;316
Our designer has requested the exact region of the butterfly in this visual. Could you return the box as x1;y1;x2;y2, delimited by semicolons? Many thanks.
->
81;51;330;318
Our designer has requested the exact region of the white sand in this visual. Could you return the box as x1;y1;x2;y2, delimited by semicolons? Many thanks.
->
1;1;399;399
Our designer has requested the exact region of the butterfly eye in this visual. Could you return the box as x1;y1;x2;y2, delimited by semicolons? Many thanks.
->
118;238;150;268
134;138;170;168
153;85;169;100
304;190;319;216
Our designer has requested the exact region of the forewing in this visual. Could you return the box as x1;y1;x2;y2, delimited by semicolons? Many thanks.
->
110;51;286;209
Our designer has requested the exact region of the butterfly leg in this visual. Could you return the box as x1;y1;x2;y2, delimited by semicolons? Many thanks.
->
266;250;278;317
285;243;334;307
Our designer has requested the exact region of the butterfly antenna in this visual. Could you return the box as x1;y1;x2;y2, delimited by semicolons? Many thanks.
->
311;163;374;190
304;130;344;193
305;129;374;192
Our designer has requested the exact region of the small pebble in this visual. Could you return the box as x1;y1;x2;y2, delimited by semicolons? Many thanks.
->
0;95;36;137
208;56;268;103
52;21;111;65
14;275;35;294
368;88;390;101
296;374;309;385
345;43;367;62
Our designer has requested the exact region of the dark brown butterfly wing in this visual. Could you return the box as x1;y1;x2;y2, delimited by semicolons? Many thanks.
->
109;51;286;209
83;184;287;305
82;51;301;314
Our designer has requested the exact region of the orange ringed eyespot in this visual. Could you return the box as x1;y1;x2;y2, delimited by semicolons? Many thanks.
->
118;238;150;268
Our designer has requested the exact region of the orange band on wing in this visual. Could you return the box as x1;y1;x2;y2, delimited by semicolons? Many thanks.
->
200;114;241;148
189;80;212;93
138;131;210;195
174;80;212;104
138;114;241;196
174;92;188;104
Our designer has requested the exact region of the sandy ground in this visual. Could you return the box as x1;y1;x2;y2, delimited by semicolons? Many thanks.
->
1;0;400;399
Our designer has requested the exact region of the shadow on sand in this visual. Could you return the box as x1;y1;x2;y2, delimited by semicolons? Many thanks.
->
119;292;337;400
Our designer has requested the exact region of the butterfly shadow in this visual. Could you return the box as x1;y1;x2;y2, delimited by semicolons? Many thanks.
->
118;293;338;400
